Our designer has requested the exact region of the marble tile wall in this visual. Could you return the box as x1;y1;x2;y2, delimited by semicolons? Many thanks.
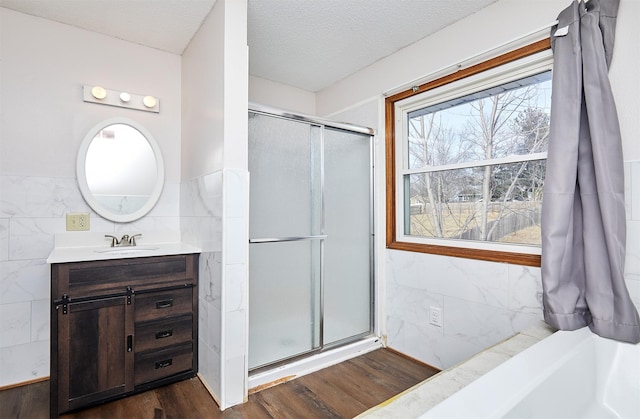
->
0;175;180;386
624;161;640;312
386;160;640;370
220;169;250;407
180;168;249;408
181;171;224;399
386;250;543;369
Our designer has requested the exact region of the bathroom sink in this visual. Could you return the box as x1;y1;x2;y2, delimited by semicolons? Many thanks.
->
95;246;160;254
47;236;200;264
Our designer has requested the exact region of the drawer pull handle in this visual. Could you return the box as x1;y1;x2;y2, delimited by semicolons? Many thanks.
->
156;299;173;309
155;330;173;339
155;359;173;369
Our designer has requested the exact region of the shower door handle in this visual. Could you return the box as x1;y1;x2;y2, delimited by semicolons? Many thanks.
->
249;235;327;244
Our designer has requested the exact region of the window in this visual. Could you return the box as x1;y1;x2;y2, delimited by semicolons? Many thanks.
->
386;40;552;266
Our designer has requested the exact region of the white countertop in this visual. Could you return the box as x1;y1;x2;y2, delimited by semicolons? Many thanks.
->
47;232;201;264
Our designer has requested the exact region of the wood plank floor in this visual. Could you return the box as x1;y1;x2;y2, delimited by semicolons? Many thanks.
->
0;348;439;419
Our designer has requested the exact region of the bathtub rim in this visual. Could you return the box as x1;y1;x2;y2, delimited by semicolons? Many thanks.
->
419;326;606;418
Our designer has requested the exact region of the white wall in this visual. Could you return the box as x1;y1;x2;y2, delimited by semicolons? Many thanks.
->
317;0;566;117
0;12;181;180
181;0;249;409
325;0;640;370
0;8;182;386
181;2;225;179
249;75;316;115
609;0;640;161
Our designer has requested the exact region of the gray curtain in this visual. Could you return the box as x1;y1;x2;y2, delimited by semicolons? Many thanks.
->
542;0;640;343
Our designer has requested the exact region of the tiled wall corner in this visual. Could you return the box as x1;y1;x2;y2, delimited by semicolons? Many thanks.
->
198;251;223;398
220;168;249;406
181;172;224;399
180;168;249;408
386;250;544;370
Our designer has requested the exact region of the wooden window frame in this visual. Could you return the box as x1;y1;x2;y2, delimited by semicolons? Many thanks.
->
385;39;551;267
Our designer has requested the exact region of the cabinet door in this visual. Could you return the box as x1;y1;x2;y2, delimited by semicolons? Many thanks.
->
56;295;134;413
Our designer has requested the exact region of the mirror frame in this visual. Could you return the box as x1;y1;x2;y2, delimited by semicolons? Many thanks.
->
77;117;165;223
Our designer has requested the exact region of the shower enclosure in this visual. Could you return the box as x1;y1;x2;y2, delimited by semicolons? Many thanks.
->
248;107;374;371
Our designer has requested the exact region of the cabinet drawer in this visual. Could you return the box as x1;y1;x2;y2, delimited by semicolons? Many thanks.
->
53;254;197;298
135;315;193;353
135;288;192;322
134;344;193;386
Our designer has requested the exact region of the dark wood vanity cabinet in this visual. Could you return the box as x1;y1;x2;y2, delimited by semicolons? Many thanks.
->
50;254;199;417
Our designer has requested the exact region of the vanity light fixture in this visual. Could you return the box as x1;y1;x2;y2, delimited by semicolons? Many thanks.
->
83;85;159;113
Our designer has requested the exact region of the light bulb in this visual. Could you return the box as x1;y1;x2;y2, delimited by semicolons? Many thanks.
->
143;96;157;108
91;86;107;100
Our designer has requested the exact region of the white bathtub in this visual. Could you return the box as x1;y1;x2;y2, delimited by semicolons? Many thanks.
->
421;327;640;419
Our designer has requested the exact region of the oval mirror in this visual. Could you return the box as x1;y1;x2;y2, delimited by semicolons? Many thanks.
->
77;118;165;222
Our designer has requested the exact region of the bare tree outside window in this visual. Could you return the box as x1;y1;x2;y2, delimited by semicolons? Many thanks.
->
405;72;551;246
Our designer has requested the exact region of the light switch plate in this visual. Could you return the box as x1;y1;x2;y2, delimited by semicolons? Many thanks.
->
66;213;90;231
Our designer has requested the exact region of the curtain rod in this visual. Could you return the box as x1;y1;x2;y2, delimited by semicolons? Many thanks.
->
383;20;559;97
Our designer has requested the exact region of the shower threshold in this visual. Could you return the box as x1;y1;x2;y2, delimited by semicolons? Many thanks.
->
248;336;382;392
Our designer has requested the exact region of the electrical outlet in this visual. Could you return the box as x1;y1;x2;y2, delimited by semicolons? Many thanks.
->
429;306;443;327
66;213;90;231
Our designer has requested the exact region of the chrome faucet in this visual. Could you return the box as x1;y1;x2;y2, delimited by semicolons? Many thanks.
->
105;234;142;247
128;234;141;246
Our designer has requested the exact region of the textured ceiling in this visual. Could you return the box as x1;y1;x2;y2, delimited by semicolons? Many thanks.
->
0;0;497;92
0;0;217;55
248;0;497;91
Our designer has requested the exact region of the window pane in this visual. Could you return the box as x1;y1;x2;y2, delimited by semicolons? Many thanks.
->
407;72;551;169
405;160;545;246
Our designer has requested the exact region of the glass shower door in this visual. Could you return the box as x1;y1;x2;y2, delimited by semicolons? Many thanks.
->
248;113;322;369
323;127;372;345
248;110;373;371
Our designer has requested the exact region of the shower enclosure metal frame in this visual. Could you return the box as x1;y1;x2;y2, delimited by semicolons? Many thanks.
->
248;103;376;374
